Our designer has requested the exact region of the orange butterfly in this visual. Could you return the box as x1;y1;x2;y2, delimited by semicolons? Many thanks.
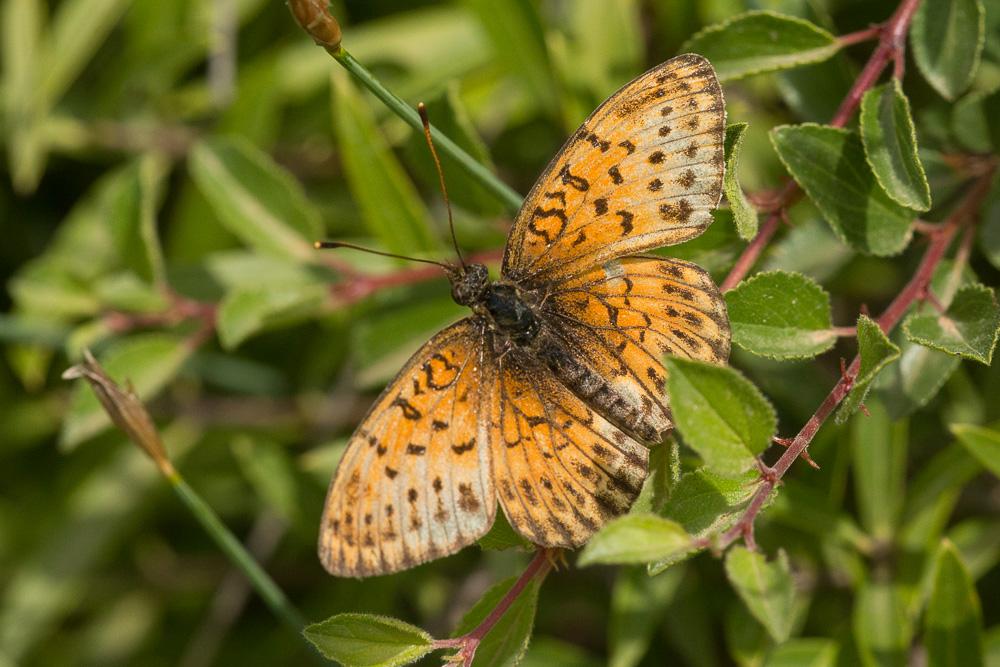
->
320;54;730;577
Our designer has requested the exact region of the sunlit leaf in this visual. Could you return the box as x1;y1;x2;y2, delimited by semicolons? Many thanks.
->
950;423;1000;479
904;284;1000;364
665;358;777;476
859;80;931;211
723;123;757;239
725;270;836;359
771;124;914;256
303;614;433;667
578;514;693;567
681;11;839;81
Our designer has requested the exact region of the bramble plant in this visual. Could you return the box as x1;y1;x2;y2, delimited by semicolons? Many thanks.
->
2;0;1000;666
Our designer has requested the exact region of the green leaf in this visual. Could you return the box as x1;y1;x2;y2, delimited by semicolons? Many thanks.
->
216;283;330;350
951;423;1000;479
765;639;839;667
853;582;912;667
578;514;693;567
724;547;796;643
681;11;839;81
771;124;914;256
60;334;192;450
189;137;321;262
925;541;984;666
849;399;908;541
835;316;901;424
725;270;836;360
859;81;932;212
724;123;758;240
331;69;440;255
231;435;300;523
725;601;773;667
477;511;532;551
609;565;684;667
452;574;541;667
904;284;1000;364
911;0;986;100
302;614;433;667
661;468;757;538
665;358;777;476
951;86;1000;154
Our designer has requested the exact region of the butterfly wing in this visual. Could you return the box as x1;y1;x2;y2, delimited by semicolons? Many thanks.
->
319;319;495;577
543;256;730;440
485;345;648;546
502;54;725;287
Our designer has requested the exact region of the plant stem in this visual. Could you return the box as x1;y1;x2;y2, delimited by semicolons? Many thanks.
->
435;549;554;666
331;48;523;214
714;166;995;551
166;469;308;633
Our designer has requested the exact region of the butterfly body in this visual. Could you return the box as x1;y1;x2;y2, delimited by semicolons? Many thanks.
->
321;54;731;577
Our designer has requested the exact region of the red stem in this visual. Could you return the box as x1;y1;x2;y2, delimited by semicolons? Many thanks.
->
712;167;995;551
720;0;923;292
434;549;553;666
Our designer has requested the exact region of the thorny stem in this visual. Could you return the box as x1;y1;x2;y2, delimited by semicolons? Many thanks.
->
708;166;996;552
720;0;923;292
433;549;553;666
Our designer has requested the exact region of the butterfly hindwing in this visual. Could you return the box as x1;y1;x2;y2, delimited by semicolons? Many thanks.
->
486;348;648;547
544;256;730;439
503;54;725;286
319;319;495;577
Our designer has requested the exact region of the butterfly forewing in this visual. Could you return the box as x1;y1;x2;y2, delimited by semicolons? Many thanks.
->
502;54;725;286
319;319;495;577
486;350;648;547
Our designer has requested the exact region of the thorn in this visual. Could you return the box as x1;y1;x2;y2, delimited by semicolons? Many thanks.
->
860;303;870;317
859;403;872;418
799;447;821;470
839;358;854;392
756;459;779;485
772;436;794;448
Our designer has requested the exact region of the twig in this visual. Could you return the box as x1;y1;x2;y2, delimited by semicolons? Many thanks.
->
434;549;553;666
720;0;924;292
711;166;995;551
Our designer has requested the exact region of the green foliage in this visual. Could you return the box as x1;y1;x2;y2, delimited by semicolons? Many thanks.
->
925;541;984;665
836;316;901;423
904;284;1000;364
771;124;914;256
665;358;777;476
860;80;932;211
911;0;986;100
724;547;796;642
681;11;839;81
725;270;836;359
724;122;758;239
302;614;433;666
3;1;1000;665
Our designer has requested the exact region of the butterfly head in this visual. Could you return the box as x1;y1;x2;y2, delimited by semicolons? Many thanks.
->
449;263;490;307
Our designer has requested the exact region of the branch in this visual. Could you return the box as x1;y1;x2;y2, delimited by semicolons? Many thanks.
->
434;549;554;666
720;0;924;292
712;165;996;551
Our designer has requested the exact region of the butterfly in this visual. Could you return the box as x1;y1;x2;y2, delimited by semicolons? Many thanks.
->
319;54;730;577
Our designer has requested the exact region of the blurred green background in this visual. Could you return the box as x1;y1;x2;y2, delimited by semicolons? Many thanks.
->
2;0;999;665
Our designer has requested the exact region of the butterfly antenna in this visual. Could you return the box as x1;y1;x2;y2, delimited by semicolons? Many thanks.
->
314;241;453;271
417;102;466;271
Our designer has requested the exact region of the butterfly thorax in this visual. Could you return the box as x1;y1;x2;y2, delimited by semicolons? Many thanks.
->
449;264;540;346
